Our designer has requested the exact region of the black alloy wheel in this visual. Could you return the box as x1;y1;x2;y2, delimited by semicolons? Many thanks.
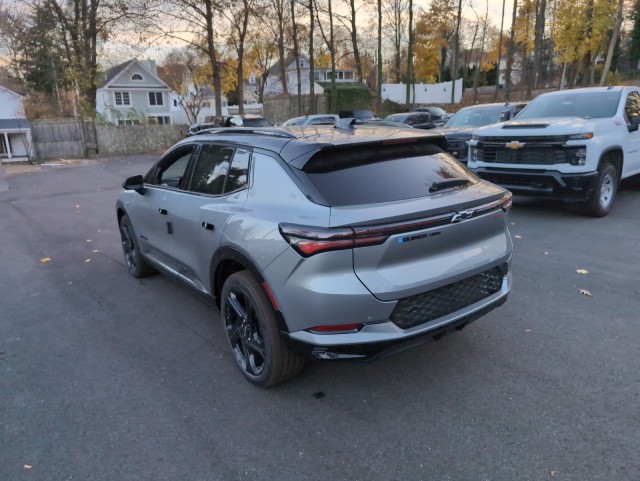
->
119;214;154;278
221;271;304;387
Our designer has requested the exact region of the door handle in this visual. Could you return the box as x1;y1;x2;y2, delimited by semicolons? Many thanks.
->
159;208;168;215
201;222;215;231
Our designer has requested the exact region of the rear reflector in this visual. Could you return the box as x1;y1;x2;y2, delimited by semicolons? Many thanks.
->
309;323;363;333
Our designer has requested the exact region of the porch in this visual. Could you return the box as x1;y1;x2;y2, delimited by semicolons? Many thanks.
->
0;119;34;163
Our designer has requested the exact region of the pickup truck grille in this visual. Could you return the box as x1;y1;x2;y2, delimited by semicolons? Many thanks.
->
390;267;503;330
476;139;582;165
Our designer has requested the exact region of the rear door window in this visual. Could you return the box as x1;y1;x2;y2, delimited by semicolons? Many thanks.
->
189;144;251;195
302;141;476;206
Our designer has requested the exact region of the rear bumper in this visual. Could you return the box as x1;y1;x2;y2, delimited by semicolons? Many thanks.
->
473;167;599;201
284;273;510;361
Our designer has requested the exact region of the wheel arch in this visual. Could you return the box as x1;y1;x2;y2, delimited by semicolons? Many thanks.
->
599;147;623;181
211;247;290;332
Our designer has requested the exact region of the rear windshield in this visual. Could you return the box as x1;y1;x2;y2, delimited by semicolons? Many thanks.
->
517;91;621;119
303;141;476;206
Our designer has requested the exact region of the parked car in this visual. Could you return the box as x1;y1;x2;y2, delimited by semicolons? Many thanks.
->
434;102;528;163
412;106;452;125
338;109;375;120
186;122;220;137
117;124;513;386
384;112;437;130
281;114;340;126
224;114;271;127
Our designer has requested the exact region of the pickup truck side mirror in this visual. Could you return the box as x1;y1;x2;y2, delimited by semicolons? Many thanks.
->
122;174;146;195
628;117;640;133
499;110;512;122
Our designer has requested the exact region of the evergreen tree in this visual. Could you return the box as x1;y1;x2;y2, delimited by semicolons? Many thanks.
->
18;6;68;99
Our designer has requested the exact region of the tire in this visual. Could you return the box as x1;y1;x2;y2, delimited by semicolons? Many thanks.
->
119;214;155;278
584;163;618;217
221;271;305;387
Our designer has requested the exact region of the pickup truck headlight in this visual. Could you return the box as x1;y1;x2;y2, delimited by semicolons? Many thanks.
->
569;147;587;165
567;132;593;140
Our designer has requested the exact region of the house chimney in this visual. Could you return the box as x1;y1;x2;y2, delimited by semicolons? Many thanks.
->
143;60;157;75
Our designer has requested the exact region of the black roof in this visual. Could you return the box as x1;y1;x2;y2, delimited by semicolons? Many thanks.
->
175;124;446;169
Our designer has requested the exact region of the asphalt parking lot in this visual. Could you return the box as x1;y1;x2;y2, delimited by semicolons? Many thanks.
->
1;154;639;481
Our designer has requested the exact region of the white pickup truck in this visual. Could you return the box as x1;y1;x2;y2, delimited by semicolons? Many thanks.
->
468;86;640;216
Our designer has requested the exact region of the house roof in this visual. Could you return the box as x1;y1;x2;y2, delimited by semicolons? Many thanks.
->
0;83;25;99
102;59;133;86
0;119;30;130
267;55;309;75
100;59;169;89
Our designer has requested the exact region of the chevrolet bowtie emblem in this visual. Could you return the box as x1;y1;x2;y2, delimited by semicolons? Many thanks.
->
505;140;526;149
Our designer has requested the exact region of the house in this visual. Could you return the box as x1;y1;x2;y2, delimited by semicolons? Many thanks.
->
263;55;359;97
96;59;180;125
0;84;34;163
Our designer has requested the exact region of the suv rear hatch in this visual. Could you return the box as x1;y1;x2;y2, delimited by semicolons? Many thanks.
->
299;139;512;301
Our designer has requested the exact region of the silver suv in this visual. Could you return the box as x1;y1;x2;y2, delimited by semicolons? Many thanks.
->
117;123;513;386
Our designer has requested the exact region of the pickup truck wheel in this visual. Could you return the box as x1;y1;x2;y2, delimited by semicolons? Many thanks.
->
584;163;618;217
221;271;304;387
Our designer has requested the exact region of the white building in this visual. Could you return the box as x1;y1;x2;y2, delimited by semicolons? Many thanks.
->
263;55;359;97
0;84;34;163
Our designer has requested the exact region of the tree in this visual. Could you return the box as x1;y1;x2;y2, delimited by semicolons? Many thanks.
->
513;0;535;98
158;49;209;125
222;0;255;113
42;0;158;113
160;0;225;117
16;4;69;104
631;0;640;70
600;0;625;85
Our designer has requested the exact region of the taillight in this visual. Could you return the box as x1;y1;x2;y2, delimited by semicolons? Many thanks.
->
279;224;388;257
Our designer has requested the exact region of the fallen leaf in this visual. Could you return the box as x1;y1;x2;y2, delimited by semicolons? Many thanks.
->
86;239;92;243
75;205;80;208
550;471;556;477
544;251;549;255
576;269;589;275
84;259;91;263
40;257;51;263
525;329;532;332
514;235;522;239
24;465;32;470
579;289;592;297
510;222;516;226
92;249;99;253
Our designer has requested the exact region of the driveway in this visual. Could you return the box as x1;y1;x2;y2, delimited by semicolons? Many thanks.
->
1;154;639;481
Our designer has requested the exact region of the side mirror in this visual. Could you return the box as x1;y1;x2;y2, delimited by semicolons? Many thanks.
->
499;110;512;122
122;174;145;194
628;117;640;133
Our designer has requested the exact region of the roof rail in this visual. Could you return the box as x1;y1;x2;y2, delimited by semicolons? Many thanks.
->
196;127;297;139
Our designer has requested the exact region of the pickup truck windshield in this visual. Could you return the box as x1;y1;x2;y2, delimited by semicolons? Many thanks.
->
517;91;621;119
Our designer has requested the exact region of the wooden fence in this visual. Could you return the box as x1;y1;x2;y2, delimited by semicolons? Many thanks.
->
31;119;96;161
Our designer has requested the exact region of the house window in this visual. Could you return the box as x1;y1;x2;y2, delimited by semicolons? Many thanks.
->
173;99;178;107
149;92;164;106
117;119;140;126
149;116;171;125
114;91;131;106
131;74;143;81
